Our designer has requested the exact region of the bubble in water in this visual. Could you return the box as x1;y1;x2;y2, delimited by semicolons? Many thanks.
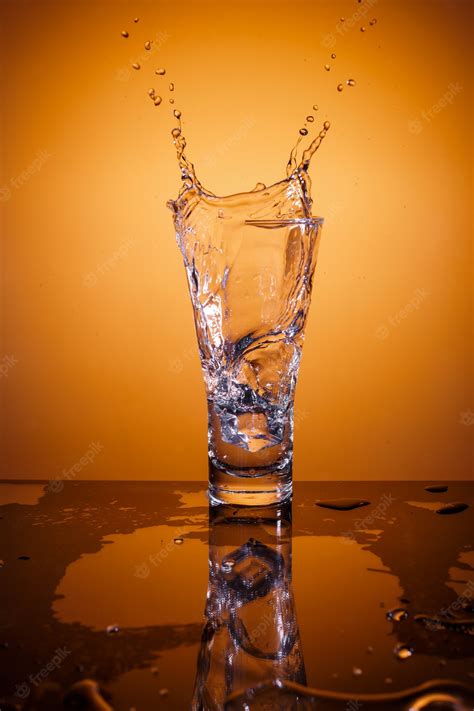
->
306;115;314;122
121;31;129;38
154;97;162;106
337;84;343;92
144;40;152;50
331;53;336;59
370;18;377;25
394;643;413;660
352;667;363;676
387;607;409;622
347;79;356;87
169;82;175;91
312;104;318;111
299;128;308;136
156;68;166;75
324;64;330;71
132;63;140;70
106;625;120;635
174;109;182;119
360;26;366;32
174;537;184;544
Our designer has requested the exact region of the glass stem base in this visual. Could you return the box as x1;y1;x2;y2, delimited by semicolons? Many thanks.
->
208;459;292;506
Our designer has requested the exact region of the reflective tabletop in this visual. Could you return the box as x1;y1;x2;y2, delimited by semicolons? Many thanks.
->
0;480;473;710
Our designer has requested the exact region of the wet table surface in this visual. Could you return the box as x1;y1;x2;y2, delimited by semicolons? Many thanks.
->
0;480;473;710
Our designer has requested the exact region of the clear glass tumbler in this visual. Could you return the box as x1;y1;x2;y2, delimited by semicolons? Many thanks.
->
175;210;323;505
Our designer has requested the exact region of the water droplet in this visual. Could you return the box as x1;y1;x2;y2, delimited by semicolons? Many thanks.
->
17;555;30;560
174;537;183;545
331;53;336;59
312;104;318;111
173;109;181;119
132;63;140;70
370;18;377;25
337;84;344;92
360;26;366;32
323;121;331;130
306;115;314;122
425;485;448;493
133;17;139;23
159;689;169;697
217;209;225;219
366;645;374;653
324;64;330;71
299;128;308;136
436;502;469;515
151;667;159;676
352;666;363;676
340;17;345;22
106;625;120;635
315;498;370;511
169;98;175;104
387;607;409;622
156;68;166;75
154;97;162;106
394;643;413;660
0;560;4;568
144;41;151;50
169;82;174;91
384;677;393;684
121;31;129;38
347;79;356;87
148;88;156;97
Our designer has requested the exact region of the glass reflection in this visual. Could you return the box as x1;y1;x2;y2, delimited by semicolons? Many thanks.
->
192;503;305;709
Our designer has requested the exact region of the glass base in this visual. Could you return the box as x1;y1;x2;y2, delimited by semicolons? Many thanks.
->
208;459;292;506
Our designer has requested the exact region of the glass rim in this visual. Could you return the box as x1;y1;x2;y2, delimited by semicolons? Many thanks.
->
244;216;324;227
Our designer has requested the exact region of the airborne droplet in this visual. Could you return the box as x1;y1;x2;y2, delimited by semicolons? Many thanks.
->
121;31;129;38
323;121;331;130
169;98;175;104
324;64;330;71
394;644;413;661
144;41;152;50
299;128;308;136
154;97;162;106
173;109;182;119
148;88;156;97
169;82;175;91
132;63;140;70
360;26;366;32
370;18;377;25
337;84;343;92
312;104;318;111
156;68;166;75
133;17;139;23
331;53;336;59
306;115;314;122
352;667;363;676
347;79;356;87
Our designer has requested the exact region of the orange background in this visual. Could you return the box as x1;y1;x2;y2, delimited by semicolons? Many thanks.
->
0;0;472;482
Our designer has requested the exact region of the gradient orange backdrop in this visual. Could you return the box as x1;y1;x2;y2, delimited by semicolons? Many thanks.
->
0;0;472;482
